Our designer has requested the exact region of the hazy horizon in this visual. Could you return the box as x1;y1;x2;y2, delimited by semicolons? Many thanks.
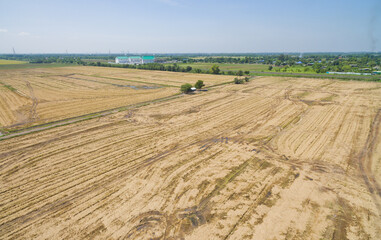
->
1;0;380;54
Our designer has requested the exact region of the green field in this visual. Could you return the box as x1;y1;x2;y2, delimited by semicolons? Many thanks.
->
0;63;77;70
0;59;28;65
82;59;112;63
274;65;317;74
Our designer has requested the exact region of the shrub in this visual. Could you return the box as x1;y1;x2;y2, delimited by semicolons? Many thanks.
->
210;65;220;74
195;80;205;89
234;78;244;84
180;83;193;93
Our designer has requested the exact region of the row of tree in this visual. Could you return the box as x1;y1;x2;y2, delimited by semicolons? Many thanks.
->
179;54;381;73
87;62;252;77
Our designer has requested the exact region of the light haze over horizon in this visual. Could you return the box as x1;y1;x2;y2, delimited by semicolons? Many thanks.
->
0;0;380;54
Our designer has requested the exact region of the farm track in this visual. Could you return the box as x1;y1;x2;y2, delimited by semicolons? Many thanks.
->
357;109;381;216
25;81;38;122
1;75;381;239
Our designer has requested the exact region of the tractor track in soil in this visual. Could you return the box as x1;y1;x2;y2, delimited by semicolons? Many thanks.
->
357;108;381;216
1;74;381;239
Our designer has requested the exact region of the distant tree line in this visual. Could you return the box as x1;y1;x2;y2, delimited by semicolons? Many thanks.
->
182;53;380;65
88;62;194;73
1;53;380;75
181;53;381;73
88;62;252;77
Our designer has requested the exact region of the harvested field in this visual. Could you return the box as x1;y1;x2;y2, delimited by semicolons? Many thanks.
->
1;77;381;239
0;66;233;129
45;66;235;87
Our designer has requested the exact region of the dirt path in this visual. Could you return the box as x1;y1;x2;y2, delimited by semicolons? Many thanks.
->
358;108;381;216
25;81;38;121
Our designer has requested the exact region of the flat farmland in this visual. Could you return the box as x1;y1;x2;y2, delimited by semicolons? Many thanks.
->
1;77;381;239
67;66;235;87
0;66;234;130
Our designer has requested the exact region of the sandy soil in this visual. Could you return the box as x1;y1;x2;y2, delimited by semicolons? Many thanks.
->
0;66;234;129
0;76;380;239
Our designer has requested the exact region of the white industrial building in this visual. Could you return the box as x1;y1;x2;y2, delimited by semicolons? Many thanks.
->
115;56;155;64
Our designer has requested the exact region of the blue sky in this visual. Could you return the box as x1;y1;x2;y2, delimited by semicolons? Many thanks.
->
0;0;380;53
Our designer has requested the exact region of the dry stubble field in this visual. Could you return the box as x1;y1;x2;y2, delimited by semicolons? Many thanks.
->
1;74;381;240
0;66;234;130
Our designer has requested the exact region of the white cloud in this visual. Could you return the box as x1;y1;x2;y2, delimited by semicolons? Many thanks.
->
0;29;8;33
18;32;30;36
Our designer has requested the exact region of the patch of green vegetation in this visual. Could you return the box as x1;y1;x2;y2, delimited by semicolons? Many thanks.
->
0;59;27;65
0;82;17;92
0;63;77;70
296;91;310;98
276;65;316;74
321;95;336;102
82;59;111;63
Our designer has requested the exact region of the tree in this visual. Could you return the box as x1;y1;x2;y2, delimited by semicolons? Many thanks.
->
195;80;205;89
210;64;220;74
234;78;244;84
342;65;351;72
172;63;180;72
244;71;250;75
268;65;273;71
237;70;243;76
279;54;286;62
244;77;250;82
180;83;193;93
